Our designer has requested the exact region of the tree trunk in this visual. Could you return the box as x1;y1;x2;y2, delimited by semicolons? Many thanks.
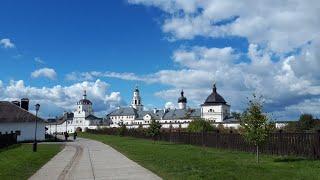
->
256;145;259;163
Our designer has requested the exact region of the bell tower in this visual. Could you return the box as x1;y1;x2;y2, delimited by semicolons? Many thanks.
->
131;86;143;111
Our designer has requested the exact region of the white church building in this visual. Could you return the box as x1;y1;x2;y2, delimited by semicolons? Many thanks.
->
108;83;241;129
47;90;104;134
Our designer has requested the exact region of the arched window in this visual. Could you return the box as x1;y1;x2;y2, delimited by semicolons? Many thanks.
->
208;109;214;113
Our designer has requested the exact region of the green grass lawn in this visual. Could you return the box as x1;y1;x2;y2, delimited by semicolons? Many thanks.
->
0;144;62;180
80;133;320;180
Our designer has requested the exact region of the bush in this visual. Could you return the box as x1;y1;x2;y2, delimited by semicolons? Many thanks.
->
187;119;215;133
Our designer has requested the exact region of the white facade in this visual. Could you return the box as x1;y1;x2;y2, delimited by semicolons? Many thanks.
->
201;104;230;123
47;90;103;134
0;122;46;142
108;84;240;129
178;103;186;110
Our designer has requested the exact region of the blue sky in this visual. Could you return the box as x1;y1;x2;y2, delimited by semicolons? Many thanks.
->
1;0;319;120
0;0;172;104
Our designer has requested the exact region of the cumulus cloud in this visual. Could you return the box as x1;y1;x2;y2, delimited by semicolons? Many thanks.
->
0;79;124;117
31;68;57;80
0;38;15;48
124;0;320;120
69;42;320;119
60;1;320;120
129;0;320;53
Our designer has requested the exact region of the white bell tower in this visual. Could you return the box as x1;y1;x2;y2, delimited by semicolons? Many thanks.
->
131;86;143;111
74;90;93;118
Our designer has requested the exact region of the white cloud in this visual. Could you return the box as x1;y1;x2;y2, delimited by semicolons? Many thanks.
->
34;57;45;64
0;38;15;48
60;1;320;120
164;101;175;109
129;0;320;53
66;71;152;82
69;42;320;119
0;79;124;117
31;68;57;80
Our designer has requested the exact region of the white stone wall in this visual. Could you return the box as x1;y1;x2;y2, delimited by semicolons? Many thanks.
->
0;122;46;141
110;115;135;127
201;104;230;122
201;105;223;122
212;123;241;129
275;122;288;129
47;118;101;134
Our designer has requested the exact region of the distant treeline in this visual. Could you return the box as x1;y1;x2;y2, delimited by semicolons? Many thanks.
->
282;114;320;132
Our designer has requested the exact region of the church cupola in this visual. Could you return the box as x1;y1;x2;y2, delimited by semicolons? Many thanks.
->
78;90;92;105
131;86;143;111
178;90;187;109
202;83;227;106
75;89;93;118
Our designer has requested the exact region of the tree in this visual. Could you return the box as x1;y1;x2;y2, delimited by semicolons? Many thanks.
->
240;94;273;163
147;119;162;142
187;118;214;133
298;114;314;131
231;112;241;121
284;114;316;132
117;124;127;136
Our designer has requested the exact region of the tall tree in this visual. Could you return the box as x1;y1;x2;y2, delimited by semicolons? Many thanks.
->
241;94;273;163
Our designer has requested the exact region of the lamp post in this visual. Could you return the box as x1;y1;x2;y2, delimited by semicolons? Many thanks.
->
33;104;40;152
55;122;57;141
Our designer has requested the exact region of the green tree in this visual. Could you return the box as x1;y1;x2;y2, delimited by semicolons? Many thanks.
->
240;94;273;163
231;112;241;121
284;114;315;132
298;114;314;131
283;121;298;132
187;118;214;133
117;124;127;136
147;119;162;142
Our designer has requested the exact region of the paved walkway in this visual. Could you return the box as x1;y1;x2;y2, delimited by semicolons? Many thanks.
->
29;138;161;180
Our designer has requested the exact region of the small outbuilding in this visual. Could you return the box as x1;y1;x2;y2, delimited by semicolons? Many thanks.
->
0;101;46;142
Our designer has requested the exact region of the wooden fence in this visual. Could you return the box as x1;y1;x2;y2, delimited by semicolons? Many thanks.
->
0;133;17;149
87;128;320;159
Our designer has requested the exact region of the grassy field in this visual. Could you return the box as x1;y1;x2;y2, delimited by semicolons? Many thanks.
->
0;144;62;180
80;133;320;180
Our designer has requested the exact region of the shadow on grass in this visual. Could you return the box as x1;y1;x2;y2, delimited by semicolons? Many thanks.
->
274;156;307;162
0;144;21;153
